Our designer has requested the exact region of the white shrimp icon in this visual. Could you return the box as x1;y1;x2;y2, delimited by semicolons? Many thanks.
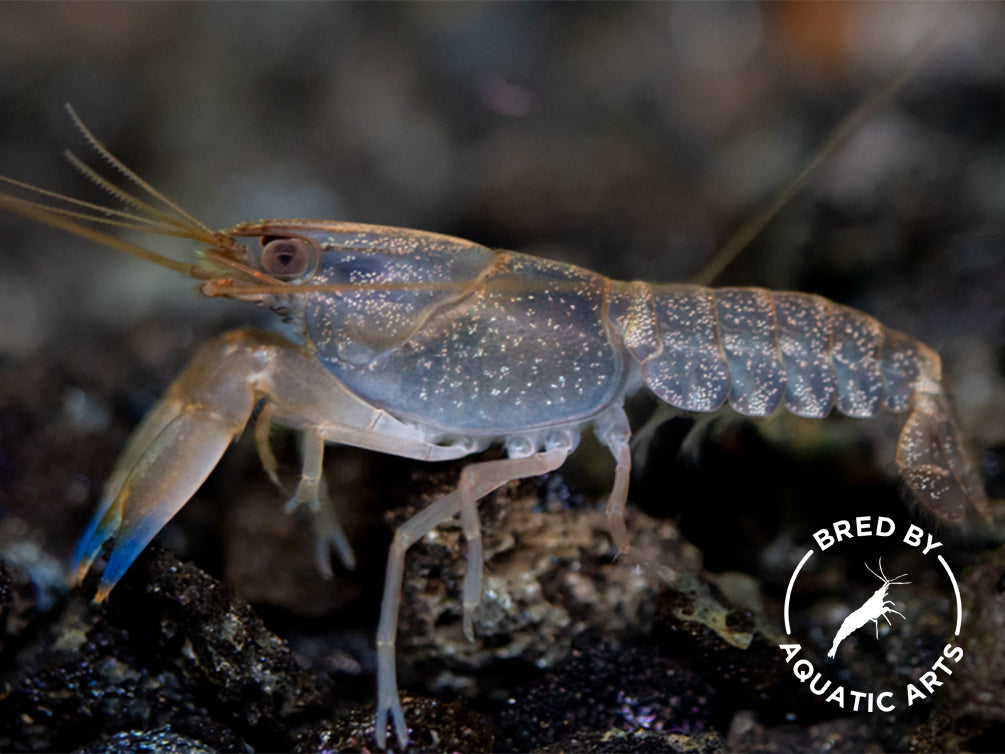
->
827;559;911;659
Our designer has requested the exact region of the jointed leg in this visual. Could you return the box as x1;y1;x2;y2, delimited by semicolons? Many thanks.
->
596;407;633;554
280;429;356;573
312;470;356;573
375;447;570;749
286;428;325;513
253;401;281;488
458;473;483;643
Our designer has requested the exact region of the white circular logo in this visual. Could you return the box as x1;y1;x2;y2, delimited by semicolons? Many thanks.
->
779;515;964;712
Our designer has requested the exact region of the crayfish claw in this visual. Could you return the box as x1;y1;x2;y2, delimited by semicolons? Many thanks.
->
70;495;121;589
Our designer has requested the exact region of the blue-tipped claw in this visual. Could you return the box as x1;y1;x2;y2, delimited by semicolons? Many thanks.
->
94;510;167;600
71;492;174;602
70;496;120;589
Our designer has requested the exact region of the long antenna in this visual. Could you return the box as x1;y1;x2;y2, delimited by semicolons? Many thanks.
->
0;193;194;275
690;7;963;286
64;104;217;237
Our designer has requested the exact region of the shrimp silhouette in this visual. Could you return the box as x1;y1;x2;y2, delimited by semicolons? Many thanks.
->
827;559;911;659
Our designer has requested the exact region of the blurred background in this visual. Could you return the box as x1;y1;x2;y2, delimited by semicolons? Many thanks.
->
0;3;1003;749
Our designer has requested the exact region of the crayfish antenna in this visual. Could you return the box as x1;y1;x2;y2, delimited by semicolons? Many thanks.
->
64;103;217;238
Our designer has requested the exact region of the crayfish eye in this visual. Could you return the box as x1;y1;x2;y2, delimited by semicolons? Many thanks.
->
260;237;318;279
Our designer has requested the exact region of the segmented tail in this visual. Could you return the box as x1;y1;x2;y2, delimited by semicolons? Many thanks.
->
897;390;990;524
612;283;990;525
